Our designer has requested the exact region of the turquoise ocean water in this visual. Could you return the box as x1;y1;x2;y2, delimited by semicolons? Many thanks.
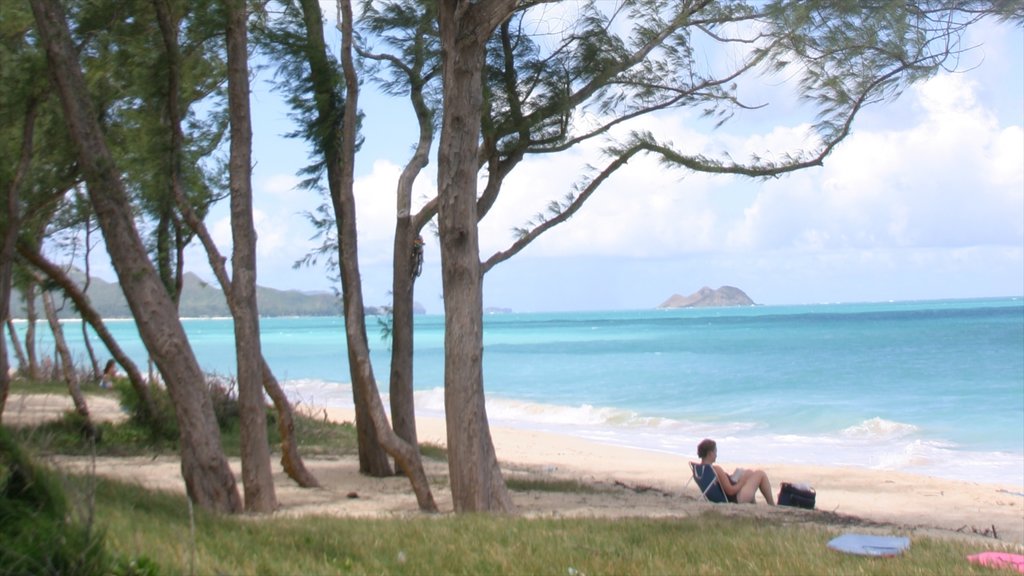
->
26;297;1024;486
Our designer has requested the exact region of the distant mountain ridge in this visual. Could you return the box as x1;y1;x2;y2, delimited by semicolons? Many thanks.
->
12;272;419;319
658;286;755;309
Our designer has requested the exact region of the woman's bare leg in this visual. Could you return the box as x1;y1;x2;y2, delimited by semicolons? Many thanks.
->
758;472;775;505
735;470;775;505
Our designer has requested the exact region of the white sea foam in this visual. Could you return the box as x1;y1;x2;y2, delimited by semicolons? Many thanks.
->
840;417;920;441
279;379;1024;487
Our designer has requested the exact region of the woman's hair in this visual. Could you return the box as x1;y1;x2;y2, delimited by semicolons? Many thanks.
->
697;438;717;459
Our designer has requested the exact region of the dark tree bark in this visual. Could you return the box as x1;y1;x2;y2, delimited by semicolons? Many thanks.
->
23;281;39;380
261;359;320;487
171;166;321;490
381;20;439;449
160;0;318;489
435;0;517;513
337;0;437;512
223;0;277;512
290;0;391;476
0;99;34;420
30;0;242;514
40;289;96;438
7;320;28;375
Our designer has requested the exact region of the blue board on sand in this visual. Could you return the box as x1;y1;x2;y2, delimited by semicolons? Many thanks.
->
827;534;911;557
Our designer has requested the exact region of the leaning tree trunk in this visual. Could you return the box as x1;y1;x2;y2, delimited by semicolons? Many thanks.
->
166;148;320;488
24;281;39;380
336;0;436;511
435;0;515;513
153;0;313;492
291;0;391;476
223;0;277;513
18;241;158;423
0;98;34;420
30;0;241;514
171;180;321;490
260;360;319;486
7;320;28;375
41;290;96;438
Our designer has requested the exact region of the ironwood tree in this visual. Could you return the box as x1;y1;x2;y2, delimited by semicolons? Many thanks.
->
29;0;242;513
223;0;278;512
426;0;1019;512
254;0;438;511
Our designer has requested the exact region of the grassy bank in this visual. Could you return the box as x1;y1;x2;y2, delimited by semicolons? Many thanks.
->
87;473;996;575
2;384;1013;575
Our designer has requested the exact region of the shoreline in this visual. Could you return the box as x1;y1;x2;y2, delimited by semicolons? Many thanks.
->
286;381;1024;488
5;394;1023;546
321;407;1024;546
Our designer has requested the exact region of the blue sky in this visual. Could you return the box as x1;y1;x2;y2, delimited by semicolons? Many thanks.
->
87;14;1024;313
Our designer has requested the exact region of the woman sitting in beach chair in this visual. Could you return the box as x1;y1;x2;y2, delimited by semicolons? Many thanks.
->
694;438;776;505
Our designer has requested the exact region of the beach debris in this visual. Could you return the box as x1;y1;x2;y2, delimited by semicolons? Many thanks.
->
613;480;669;495
957;524;999;539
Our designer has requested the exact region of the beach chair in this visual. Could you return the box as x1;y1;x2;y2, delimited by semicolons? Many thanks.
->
687;462;732;503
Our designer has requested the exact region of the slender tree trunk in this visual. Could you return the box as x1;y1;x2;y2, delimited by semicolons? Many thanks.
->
0;99;35;420
25;276;39;380
336;0;436;511
79;211;100;378
80;318;98;378
331;5;392;477
388;47;438;448
18;241;157;422
171;176;320;490
389;221;419;447
329;0;390;477
261;359;320;487
155;4;316;490
30;0;242;514
172;191;321;491
436;0;515;513
7;320;28;375
41;290;96;438
291;0;391;475
224;0;277;512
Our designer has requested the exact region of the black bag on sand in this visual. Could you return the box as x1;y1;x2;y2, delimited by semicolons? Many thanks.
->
778;482;816;509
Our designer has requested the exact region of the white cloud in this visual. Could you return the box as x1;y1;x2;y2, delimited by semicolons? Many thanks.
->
262;173;303;197
723;72;1023;254
230;17;1021;308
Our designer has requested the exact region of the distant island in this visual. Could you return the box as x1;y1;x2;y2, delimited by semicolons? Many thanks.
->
11;271;424;319
658;286;755;309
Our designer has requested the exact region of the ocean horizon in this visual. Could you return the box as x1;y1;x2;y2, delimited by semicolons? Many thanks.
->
18;295;1024;487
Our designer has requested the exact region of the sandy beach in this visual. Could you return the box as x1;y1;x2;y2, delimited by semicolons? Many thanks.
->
5;393;1023;548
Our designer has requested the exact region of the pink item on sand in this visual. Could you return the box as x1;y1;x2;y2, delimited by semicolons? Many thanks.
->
968;552;1024;574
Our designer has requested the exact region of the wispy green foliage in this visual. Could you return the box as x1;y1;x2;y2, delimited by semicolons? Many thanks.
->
759;1;997;144
252;0;349;190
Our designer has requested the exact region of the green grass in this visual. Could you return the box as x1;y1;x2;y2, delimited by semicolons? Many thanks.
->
82;473;1006;575
5;380;359;459
10;377;105;396
5;386;1018;575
